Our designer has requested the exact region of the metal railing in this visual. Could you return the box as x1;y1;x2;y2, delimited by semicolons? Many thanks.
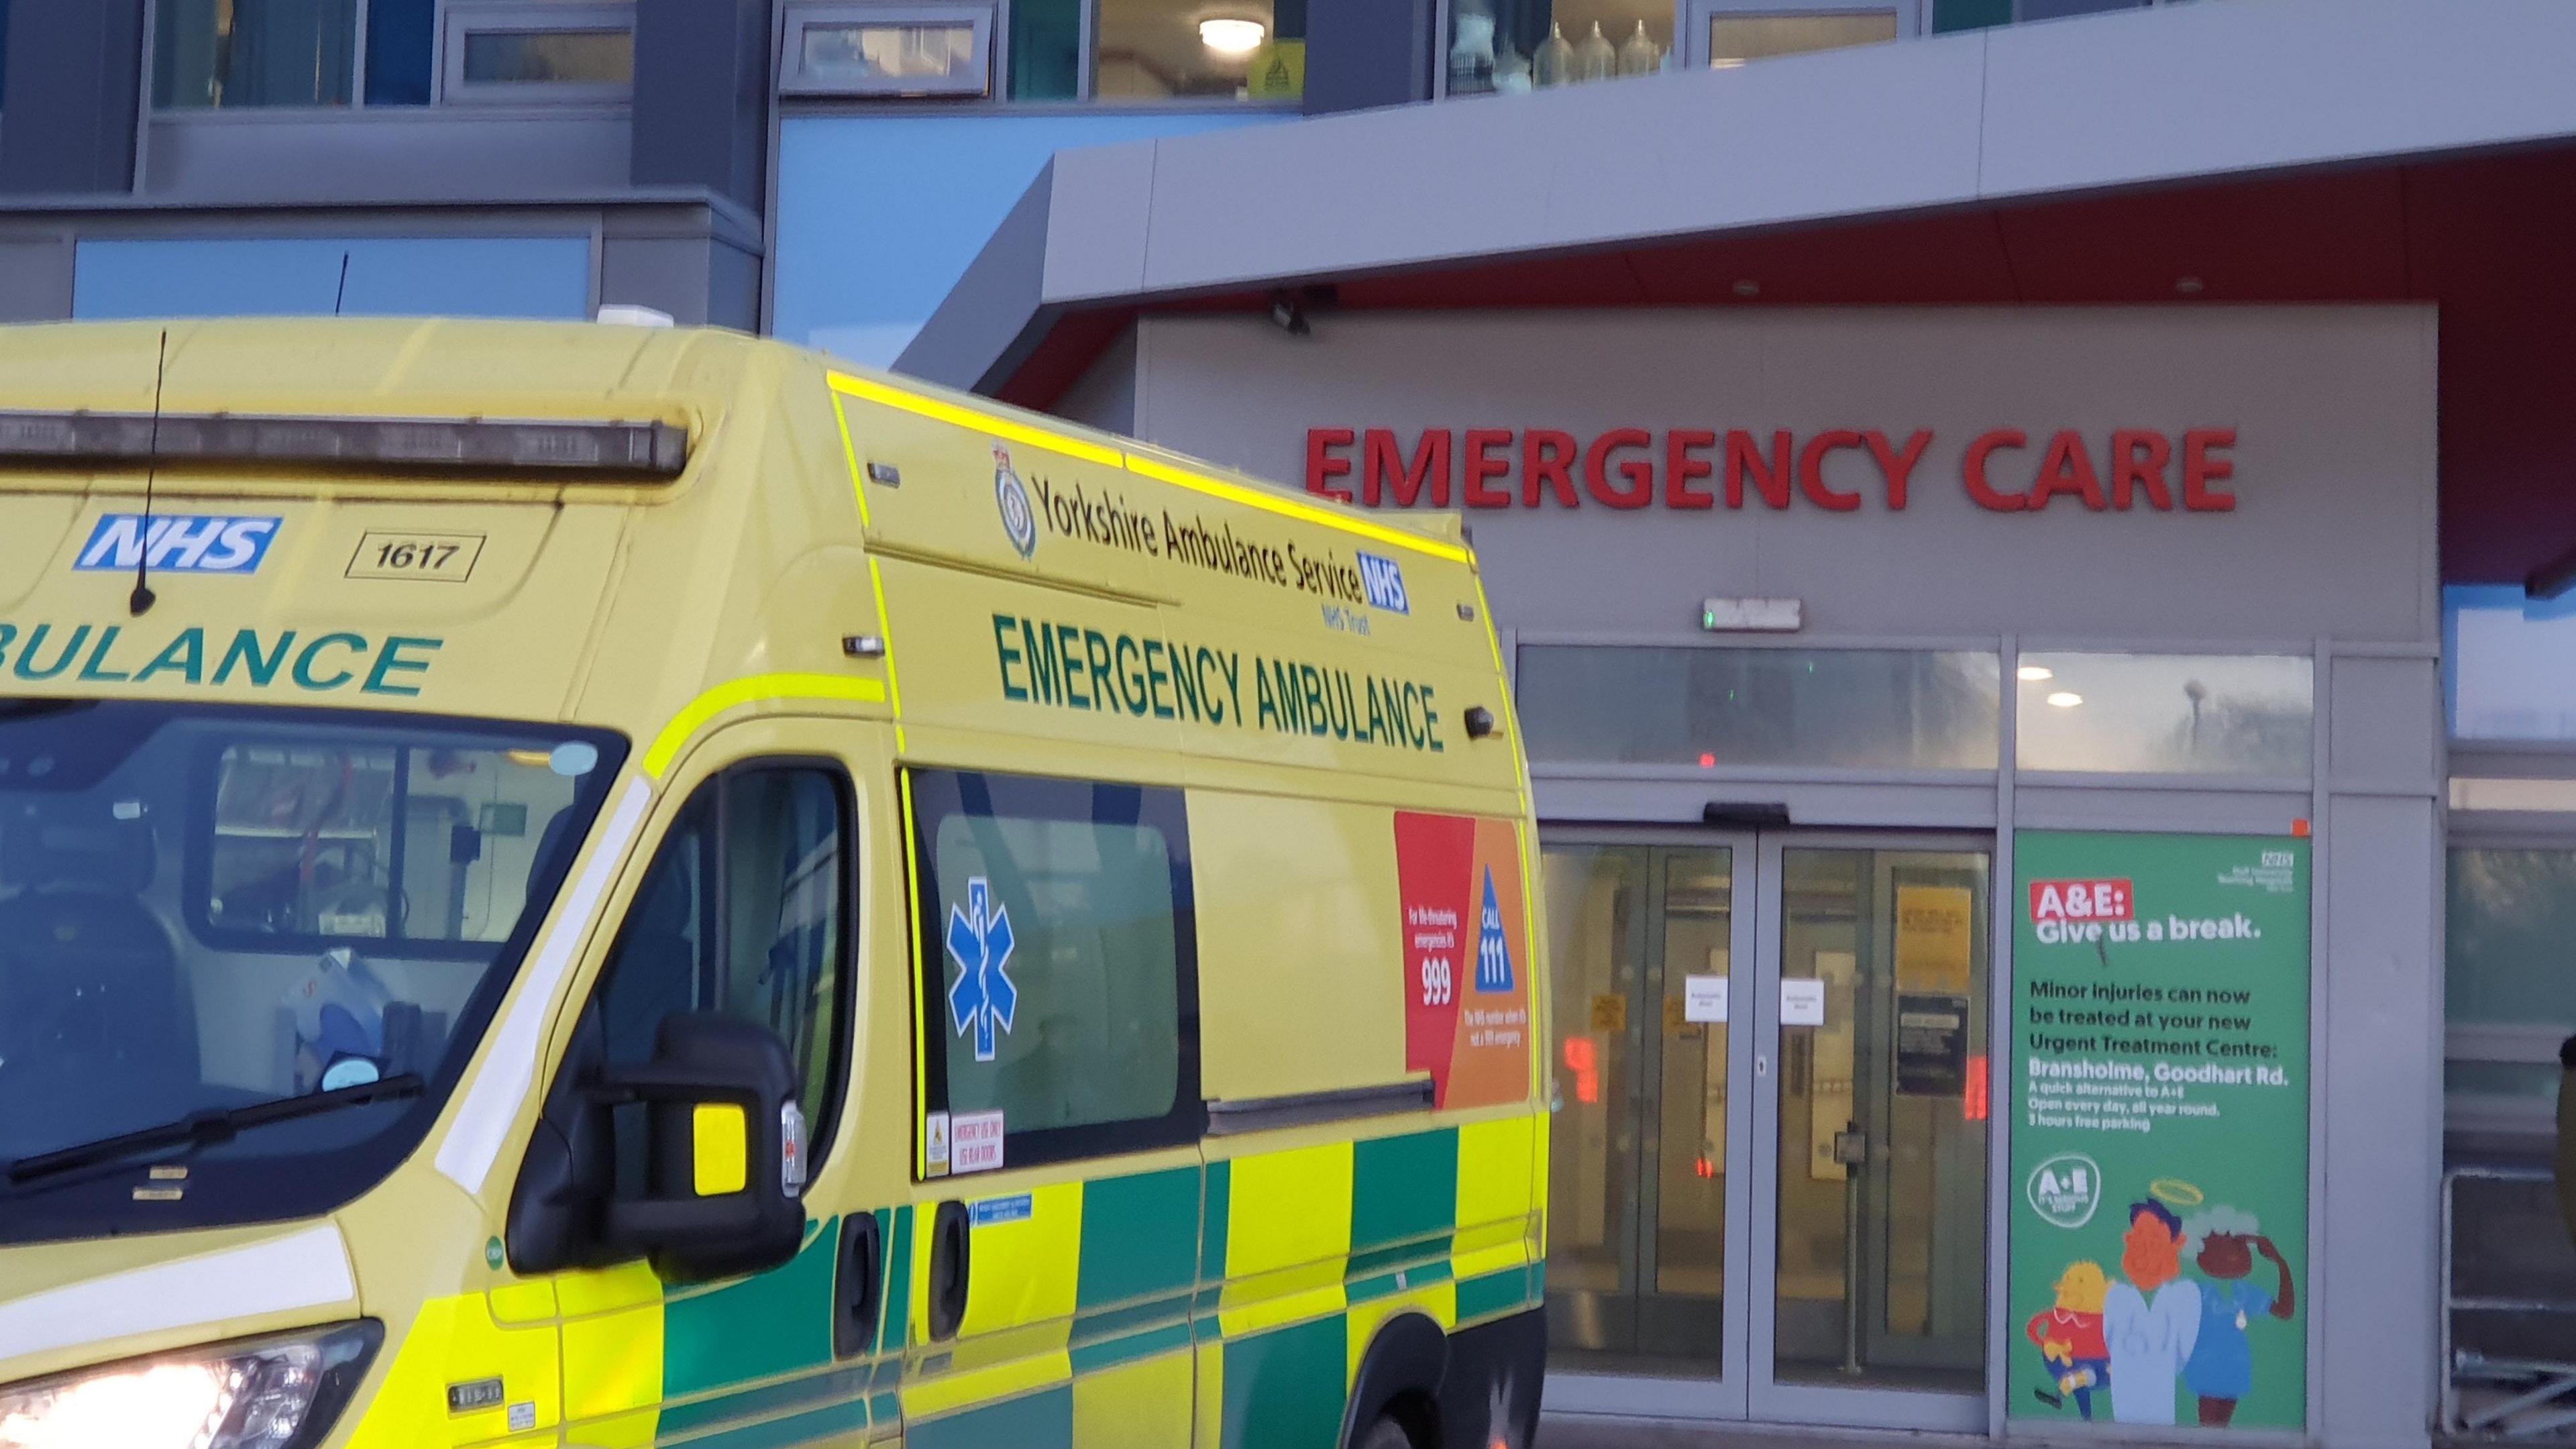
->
2445;1161;2576;1437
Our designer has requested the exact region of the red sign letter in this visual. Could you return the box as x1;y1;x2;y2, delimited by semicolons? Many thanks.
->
1666;429;1717;510
1864;429;1932;511
2110;429;2174;511
1798;429;1866;512
2183;428;2237;511
1364;429;1453;508
1726;429;1793;509
1585;429;1656;509
1462;428;1515;508
2030;430;2108;512
1305;427;1355;502
1524;429;1580;508
1963;429;2029;512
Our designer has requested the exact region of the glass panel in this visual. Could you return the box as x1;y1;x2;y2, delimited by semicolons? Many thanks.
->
1775;847;1989;1391
461;26;633;84
1449;0;1672;95
1542;843;1735;1377
1095;0;1301;101
364;0;437;104
720;772;848;1126
930;807;1181;1132
0;701;622;1244
1515;645;2000;771
154;0;358;109
2445;1060;2561;1101
801;20;982;85
1543;845;1649;1363
1010;0;1082;97
1646;849;1734;1365
592;769;851;1151
2449;585;2576;741
2015;652;2312;775
206;739;583;945
1707;11;1898;68
2448;848;2576;1026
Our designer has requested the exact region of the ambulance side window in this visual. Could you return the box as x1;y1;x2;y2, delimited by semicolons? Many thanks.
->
594;762;855;1169
909;768;1201;1172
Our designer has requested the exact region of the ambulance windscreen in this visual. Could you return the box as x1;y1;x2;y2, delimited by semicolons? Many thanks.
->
0;700;625;1242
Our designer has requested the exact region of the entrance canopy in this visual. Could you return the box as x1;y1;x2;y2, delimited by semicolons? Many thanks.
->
897;0;2576;588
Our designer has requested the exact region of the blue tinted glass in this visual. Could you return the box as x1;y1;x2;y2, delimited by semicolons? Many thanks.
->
154;0;356;108
0;0;12;111
2447;584;2576;741
364;0;435;104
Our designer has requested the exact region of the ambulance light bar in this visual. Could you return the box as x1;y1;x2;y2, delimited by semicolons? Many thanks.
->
0;410;688;479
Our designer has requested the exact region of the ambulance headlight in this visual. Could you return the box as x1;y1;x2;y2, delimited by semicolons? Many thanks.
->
0;1321;380;1449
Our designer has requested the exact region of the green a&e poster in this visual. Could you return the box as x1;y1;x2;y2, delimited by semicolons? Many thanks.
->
2009;832;2310;1432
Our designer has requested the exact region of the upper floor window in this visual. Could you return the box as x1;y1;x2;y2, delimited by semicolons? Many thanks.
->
2449;585;2576;743
1444;0;1909;95
150;0;633;109
780;0;1305;104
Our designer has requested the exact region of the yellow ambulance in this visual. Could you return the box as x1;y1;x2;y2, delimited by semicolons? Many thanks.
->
0;319;1549;1449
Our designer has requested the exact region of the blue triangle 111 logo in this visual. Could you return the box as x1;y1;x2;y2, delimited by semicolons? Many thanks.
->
1474;867;1515;994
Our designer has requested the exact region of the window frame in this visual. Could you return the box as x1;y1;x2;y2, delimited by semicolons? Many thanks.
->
437;0;637;105
905;765;1204;1177
591;755;861;1174
1684;0;1920;68
1432;0;1923;99
780;0;998;98
2443;746;2576;1141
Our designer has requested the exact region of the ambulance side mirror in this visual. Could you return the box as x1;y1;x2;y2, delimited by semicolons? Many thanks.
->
586;1012;807;1283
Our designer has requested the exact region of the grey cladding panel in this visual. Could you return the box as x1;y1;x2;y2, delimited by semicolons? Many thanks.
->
2316;793;2440;1448
2329;654;2440;792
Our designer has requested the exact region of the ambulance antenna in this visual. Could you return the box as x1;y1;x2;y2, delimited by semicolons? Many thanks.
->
129;329;168;617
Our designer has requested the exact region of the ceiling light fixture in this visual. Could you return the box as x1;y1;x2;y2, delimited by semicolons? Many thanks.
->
2046;691;2084;708
1199;17;1266;54
2017;665;2054;682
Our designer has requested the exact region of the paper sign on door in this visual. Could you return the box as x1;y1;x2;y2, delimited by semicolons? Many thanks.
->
1684;975;1729;1023
1780;977;1827;1026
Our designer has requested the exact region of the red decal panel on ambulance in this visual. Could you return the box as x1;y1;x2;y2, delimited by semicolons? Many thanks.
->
1395;811;1533;1110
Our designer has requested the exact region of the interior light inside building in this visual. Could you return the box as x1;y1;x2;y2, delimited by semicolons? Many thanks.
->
1199;17;1267;54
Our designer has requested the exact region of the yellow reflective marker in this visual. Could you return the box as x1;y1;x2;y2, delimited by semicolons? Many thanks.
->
692;1104;748;1197
643;673;888;778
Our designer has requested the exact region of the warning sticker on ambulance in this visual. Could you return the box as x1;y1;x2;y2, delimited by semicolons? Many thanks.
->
950;1110;1005;1175
1394;812;1533;1110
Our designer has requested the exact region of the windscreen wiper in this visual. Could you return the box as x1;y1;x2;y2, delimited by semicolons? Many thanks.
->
3;1074;425;1189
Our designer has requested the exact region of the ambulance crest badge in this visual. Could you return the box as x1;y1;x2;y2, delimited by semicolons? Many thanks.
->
994;445;1038;559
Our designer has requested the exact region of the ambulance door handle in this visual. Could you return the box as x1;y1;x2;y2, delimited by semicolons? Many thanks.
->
928;1199;972;1342
833;1211;885;1360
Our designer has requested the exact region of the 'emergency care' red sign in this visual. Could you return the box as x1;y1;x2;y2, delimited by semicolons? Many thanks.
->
1303;427;2238;514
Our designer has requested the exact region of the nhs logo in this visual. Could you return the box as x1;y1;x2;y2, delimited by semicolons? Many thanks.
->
1356;551;1410;614
76;515;282;575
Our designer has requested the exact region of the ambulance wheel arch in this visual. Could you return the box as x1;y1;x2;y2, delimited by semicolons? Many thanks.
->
1341;1309;1447;1449
504;714;868;1278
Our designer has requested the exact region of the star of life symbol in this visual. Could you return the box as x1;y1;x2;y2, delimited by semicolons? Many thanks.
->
946;876;1020;1062
1474;867;1515;994
995;445;1038;559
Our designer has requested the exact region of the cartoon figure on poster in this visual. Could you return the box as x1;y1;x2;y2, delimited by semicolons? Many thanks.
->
2029;1179;2298;1426
2025;1262;2112;1420
2180;1203;2297;1426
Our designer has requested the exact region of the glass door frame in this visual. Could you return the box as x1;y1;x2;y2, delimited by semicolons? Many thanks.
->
1746;828;1992;1433
1540;826;1759;1422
